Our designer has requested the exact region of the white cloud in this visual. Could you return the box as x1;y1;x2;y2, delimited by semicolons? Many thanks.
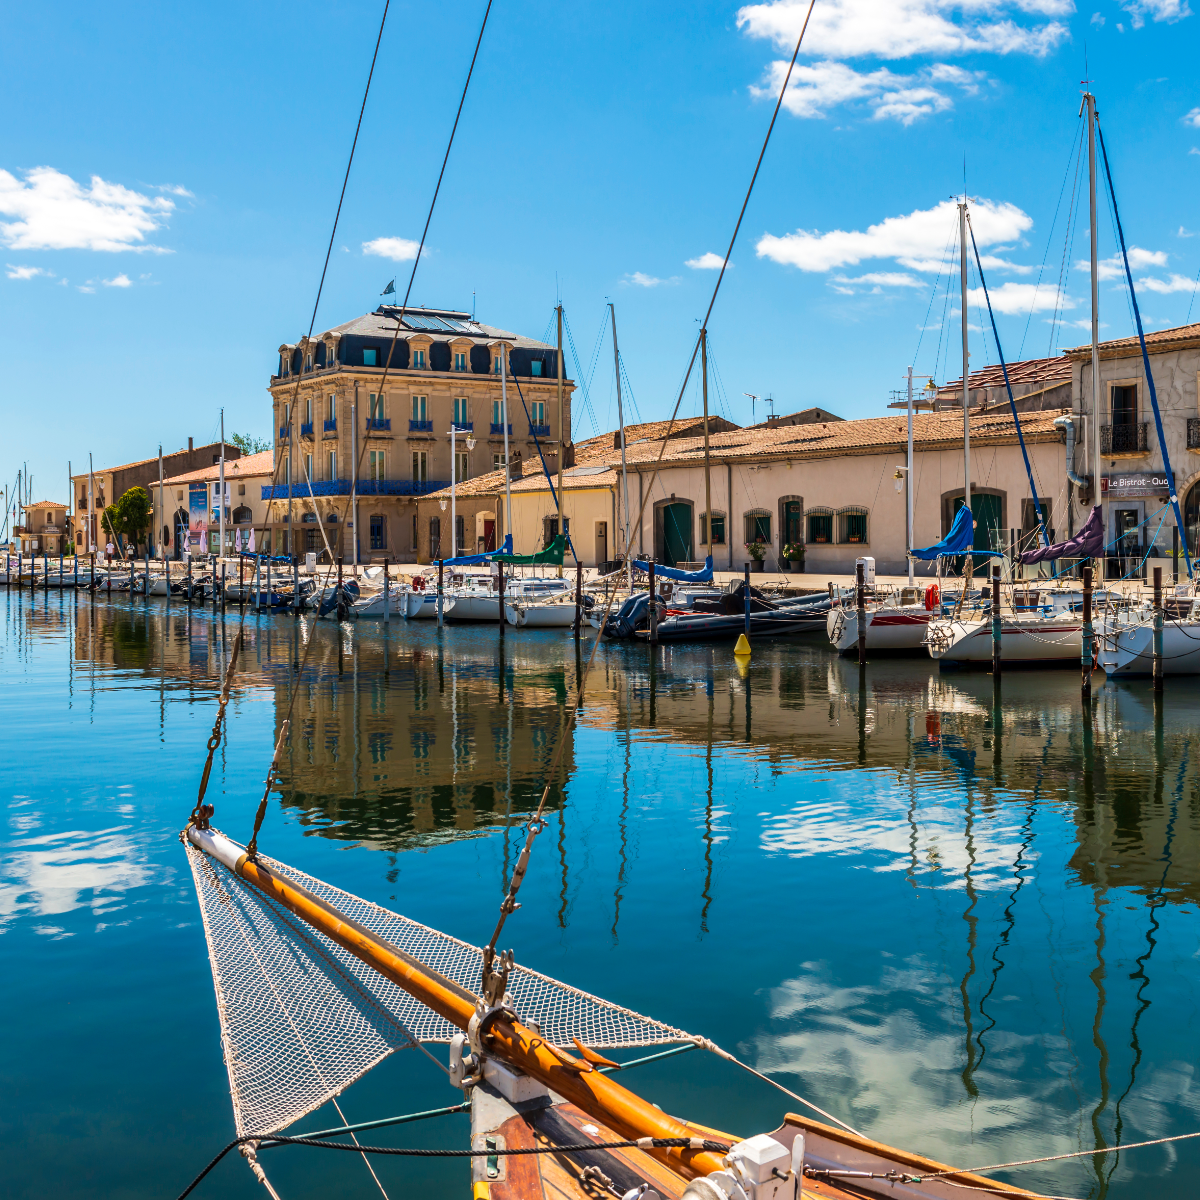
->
1135;272;1198;293
1091;10;1105;22
1191;147;1200;156
1079;246;1168;280
0;167;175;252
978;253;1034;274
155;183;194;197
1179;226;1195;237
1122;0;1191;27
754;57;988;123
686;252;729;269
1185;107;1200;127
757;197;1032;273
6;263;47;279
737;0;1071;62
362;236;423;261
102;273;132;288
623;271;680;287
968;281;1074;313
77;284;95;293
831;271;924;293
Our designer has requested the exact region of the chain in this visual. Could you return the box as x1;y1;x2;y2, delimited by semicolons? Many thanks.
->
189;628;244;830
245;720;291;861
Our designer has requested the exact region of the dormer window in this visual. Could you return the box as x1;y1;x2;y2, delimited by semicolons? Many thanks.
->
494;355;501;375
531;360;543;377
454;352;466;371
363;348;377;366
413;349;426;369
305;354;312;371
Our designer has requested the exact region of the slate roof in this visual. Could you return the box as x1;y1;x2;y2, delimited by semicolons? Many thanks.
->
423;409;1068;501
162;450;275;486
308;307;554;351
1066;321;1200;359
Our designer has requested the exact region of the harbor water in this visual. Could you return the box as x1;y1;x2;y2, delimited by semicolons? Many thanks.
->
3;587;1200;1199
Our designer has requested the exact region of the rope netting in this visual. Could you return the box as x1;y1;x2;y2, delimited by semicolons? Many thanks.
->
186;840;692;1138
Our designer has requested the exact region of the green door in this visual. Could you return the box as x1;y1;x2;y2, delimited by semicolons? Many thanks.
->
662;503;692;567
784;502;803;548
953;493;1003;570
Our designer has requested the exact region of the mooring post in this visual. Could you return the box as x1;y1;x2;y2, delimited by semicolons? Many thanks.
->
574;559;582;639
337;556;343;620
856;561;867;667
186;556;192;603
648;561;658;645
498;560;506;636
743;562;751;639
991;563;1002;678
1081;565;1093;701
90;551;94;591
145;546;150;601
383;559;390;625
1153;565;1164;693
437;558;444;628
239;555;245;612
220;560;226;610
1173;526;1179;585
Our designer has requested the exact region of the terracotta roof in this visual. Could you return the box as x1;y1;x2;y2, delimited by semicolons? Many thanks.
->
940;355;1071;395
1066;321;1200;359
71;442;240;478
162;450;275;486
22;499;67;509
422;408;1068;500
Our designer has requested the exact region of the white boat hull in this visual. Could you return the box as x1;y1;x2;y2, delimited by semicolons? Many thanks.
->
1101;619;1200;677
503;601;577;627
827;604;935;653
445;593;500;621
405;592;442;619
926;616;1083;663
350;590;406;617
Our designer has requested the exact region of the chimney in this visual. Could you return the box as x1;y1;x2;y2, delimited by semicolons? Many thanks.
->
767;415;779;428
188;437;194;452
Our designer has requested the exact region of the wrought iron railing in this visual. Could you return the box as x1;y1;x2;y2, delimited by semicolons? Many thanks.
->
300;422;313;436
1100;422;1148;454
368;417;393;432
261;479;448;499
490;423;512;436
451;421;473;432
407;419;431;433
528;424;551;438
323;418;337;432
1188;418;1200;449
278;426;289;440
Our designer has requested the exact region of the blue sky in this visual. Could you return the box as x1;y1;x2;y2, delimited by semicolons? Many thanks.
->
3;0;1199;515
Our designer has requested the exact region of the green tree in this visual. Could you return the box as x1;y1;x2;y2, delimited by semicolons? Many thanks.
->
116;486;153;551
101;504;127;552
230;432;270;454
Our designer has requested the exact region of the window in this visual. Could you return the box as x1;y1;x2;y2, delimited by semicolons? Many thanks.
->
531;400;545;425
328;450;337;481
531;359;543;377
413;348;426;369
412;395;427;422
492;399;504;425
370;392;384;420
453;397;469;426
455;452;469;483
699;513;725;545
454;352;467;372
807;509;833;544
370;514;386;550
305;354;312;371
238;484;246;496
744;511;771;545
411;514;418;551
838;507;868;544
429;516;441;558
494;355;502;375
363;348;377;366
304;453;313;480
494;453;504;472
327;393;336;421
412;451;427;483
305;529;318;552
1021;498;1052;542
455;515;465;552
369;450;385;481
1111;384;1137;426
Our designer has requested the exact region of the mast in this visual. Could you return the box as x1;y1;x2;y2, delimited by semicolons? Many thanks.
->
500;343;512;548
88;453;95;553
907;365;915;586
158;445;165;568
959;198;972;583
556;304;565;578
1085;91;1102;519
609;302;632;593
701;328;713;565
351;384;358;569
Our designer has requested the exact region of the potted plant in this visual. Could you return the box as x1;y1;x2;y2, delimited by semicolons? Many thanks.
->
745;539;766;572
781;542;804;571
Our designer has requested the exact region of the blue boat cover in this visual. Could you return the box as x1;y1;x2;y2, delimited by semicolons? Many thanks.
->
630;555;714;582
438;534;513;566
910;506;1001;560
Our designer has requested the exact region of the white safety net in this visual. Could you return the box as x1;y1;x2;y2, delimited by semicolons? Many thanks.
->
186;839;692;1138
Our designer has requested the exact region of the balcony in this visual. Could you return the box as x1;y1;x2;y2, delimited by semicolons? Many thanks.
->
323;418;337;433
528;424;551;438
262;479;449;499
1100;422;1148;456
278;426;290;440
300;422;314;437
367;417;392;432
1189;418;1200;450
450;421;473;433
407;419;432;433
490;423;512;436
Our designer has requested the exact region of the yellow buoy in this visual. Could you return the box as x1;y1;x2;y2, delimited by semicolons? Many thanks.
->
733;633;751;657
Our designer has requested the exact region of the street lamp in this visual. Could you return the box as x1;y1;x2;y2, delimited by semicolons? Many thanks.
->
449;424;475;558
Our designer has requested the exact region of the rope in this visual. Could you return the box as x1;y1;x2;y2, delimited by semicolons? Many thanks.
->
177;1134;731;1199
189;627;244;826
479;0;818;992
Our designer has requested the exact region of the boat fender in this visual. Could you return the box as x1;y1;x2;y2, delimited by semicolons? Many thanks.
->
924;584;940;611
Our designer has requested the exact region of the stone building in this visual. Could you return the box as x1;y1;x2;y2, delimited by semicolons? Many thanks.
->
265;305;573;563
16;500;69;556
157;450;274;558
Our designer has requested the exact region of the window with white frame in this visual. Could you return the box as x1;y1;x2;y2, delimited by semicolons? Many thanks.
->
327;450;337;481
412;451;427;483
492;399;504;426
454;351;467;372
304;453;313;480
412;395;427;422
305;395;313;425
493;453;504;472
412;348;426;369
369;450;385;482
370;392;384;420
453;397;469;426
455;453;469;483
327;393;336;421
531;400;545;426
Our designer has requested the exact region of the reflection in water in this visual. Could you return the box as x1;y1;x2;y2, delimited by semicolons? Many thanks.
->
6;591;1200;1198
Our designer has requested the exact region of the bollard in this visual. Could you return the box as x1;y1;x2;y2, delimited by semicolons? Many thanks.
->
1153;565;1163;693
856;561;867;667
574;559;582;639
648;561;658;645
497;560;506;635
383;559;390;625
991;563;1002;678
437;559;444;628
1081;565;1093;701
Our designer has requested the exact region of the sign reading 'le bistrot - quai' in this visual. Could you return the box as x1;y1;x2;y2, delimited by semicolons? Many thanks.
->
1102;472;1171;499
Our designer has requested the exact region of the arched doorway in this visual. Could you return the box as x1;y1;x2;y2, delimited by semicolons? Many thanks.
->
1184;479;1200;558
655;499;693;567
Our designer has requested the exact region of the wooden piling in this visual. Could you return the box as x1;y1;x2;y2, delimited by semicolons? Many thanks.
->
1081;565;1093;701
497;560;506;636
437;559;444;628
383;559;390;625
574;559;582;639
648;561;658;645
991;563;1002;677
743;563;751;639
1153;565;1164;693
856;561;867;667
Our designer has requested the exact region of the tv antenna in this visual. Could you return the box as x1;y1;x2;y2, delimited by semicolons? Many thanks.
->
743;392;759;422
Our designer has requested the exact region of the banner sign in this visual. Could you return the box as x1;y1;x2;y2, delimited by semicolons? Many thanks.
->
1102;472;1170;500
189;484;208;550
